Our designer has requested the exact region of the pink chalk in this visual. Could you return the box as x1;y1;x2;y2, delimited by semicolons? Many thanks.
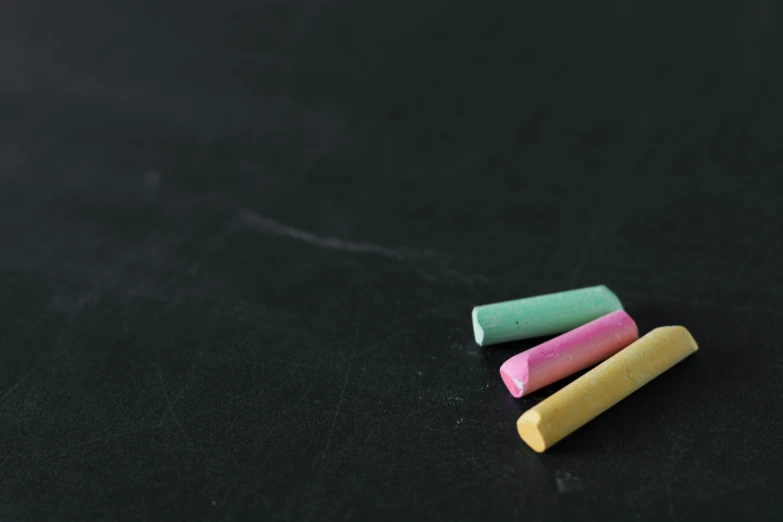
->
499;310;638;398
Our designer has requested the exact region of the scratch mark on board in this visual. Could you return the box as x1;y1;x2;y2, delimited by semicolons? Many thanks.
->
0;369;35;404
319;300;363;464
157;366;189;440
303;295;365;521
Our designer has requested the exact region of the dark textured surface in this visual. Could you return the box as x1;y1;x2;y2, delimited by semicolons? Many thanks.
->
2;1;782;520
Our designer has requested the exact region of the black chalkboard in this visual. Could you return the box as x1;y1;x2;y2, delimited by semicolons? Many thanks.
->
1;1;782;520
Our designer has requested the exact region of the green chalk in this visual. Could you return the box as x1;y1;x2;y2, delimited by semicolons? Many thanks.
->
471;285;623;346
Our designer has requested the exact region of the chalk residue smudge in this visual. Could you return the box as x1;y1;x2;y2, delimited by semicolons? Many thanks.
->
238;208;420;261
237;208;488;285
555;471;583;493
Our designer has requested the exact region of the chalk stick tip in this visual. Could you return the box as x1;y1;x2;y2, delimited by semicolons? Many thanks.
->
517;410;547;453
597;285;624;311
471;307;485;346
499;365;525;398
653;325;699;353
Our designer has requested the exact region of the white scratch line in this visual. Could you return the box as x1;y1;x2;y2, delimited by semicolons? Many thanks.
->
238;208;436;261
320;301;363;463
0;370;34;404
157;366;189;440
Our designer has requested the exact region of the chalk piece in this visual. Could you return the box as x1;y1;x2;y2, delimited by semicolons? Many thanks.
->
499;310;638;397
516;326;698;452
471;285;623;346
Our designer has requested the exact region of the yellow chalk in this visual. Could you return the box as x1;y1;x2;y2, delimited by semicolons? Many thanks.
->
517;326;698;452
